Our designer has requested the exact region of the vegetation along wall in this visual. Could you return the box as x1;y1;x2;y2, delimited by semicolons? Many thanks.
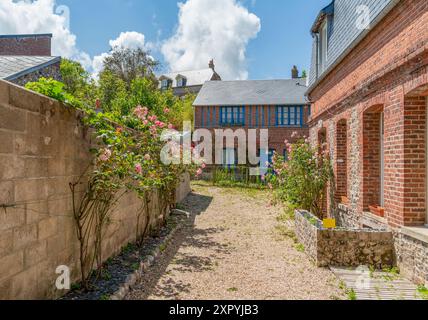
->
0;80;190;299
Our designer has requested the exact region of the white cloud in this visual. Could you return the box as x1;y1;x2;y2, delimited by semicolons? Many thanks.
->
0;0;92;69
161;0;261;80
109;31;147;50
0;1;149;78
91;31;150;78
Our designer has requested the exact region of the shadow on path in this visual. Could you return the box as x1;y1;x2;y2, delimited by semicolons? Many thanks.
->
127;191;232;300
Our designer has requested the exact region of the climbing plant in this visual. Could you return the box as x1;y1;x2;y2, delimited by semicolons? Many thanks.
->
25;72;202;289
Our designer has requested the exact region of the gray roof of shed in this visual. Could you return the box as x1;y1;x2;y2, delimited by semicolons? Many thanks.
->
0;55;60;81
193;79;308;106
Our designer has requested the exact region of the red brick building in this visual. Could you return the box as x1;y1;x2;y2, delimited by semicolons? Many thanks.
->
0;34;61;86
193;73;309;166
307;0;428;283
0;33;52;56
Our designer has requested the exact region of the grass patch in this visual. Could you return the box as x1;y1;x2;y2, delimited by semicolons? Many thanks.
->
227;287;238;292
381;266;400;281
347;289;357;300
339;281;357;300
294;243;305;253
418;286;428;300
277;205;295;223
274;225;298;243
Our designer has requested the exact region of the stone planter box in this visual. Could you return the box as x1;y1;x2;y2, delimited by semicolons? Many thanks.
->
295;210;394;268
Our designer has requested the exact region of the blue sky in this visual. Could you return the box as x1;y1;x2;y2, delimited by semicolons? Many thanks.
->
0;0;331;80
57;0;331;79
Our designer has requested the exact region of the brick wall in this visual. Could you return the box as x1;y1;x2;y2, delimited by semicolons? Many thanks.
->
306;0;428;284
0;80;190;299
307;0;428;228
194;105;310;158
0;34;52;56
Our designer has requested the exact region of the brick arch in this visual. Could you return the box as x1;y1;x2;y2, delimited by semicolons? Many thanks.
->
335;119;348;202
405;83;428;97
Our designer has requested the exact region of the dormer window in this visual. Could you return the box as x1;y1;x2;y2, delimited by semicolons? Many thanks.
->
161;79;171;90
318;20;328;74
176;76;187;87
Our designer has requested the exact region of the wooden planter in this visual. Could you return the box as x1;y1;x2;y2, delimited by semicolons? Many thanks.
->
369;205;385;218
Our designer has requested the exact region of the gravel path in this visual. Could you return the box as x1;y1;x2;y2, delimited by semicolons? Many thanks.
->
126;182;345;300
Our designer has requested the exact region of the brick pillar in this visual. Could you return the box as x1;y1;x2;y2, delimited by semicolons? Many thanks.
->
402;96;426;226
384;90;427;227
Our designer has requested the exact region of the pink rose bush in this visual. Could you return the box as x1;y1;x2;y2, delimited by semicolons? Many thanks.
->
266;138;333;218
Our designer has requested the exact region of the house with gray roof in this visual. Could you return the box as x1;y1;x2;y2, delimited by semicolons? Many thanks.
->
158;60;221;97
0;34;61;86
193;67;309;165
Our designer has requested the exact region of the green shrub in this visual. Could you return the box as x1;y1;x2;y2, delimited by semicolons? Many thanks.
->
267;138;334;218
25;77;82;108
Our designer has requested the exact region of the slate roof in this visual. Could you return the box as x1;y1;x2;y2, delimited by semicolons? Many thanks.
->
193;79;308;106
308;0;398;91
159;68;218;88
0;55;60;81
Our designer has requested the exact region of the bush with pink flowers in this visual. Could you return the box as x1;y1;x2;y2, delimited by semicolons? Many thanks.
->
267;138;334;218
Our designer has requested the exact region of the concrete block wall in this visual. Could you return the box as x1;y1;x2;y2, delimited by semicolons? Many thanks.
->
0;80;190;299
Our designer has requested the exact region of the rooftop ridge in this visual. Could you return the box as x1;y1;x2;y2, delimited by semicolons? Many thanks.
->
0;33;53;39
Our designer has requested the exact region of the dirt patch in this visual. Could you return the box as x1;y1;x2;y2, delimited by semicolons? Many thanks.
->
126;182;345;300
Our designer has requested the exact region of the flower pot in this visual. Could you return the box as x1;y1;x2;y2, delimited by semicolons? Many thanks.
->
369;205;385;217
341;196;349;205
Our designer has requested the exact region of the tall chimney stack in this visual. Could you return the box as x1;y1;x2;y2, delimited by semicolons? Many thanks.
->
209;59;215;71
0;34;52;56
291;65;299;79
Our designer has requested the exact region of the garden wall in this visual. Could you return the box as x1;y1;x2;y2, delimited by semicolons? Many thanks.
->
295;210;394;268
0;80;190;299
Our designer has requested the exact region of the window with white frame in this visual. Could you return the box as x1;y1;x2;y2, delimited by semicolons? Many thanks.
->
276;106;303;127
161;79;170;90
177;77;187;87
220;107;245;126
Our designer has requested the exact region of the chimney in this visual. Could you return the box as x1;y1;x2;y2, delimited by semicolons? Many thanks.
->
291;65;299;79
0;34;52;56
209;59;215;71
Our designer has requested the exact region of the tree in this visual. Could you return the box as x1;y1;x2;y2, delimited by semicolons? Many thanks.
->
101;47;160;88
301;70;308;78
60;59;96;105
